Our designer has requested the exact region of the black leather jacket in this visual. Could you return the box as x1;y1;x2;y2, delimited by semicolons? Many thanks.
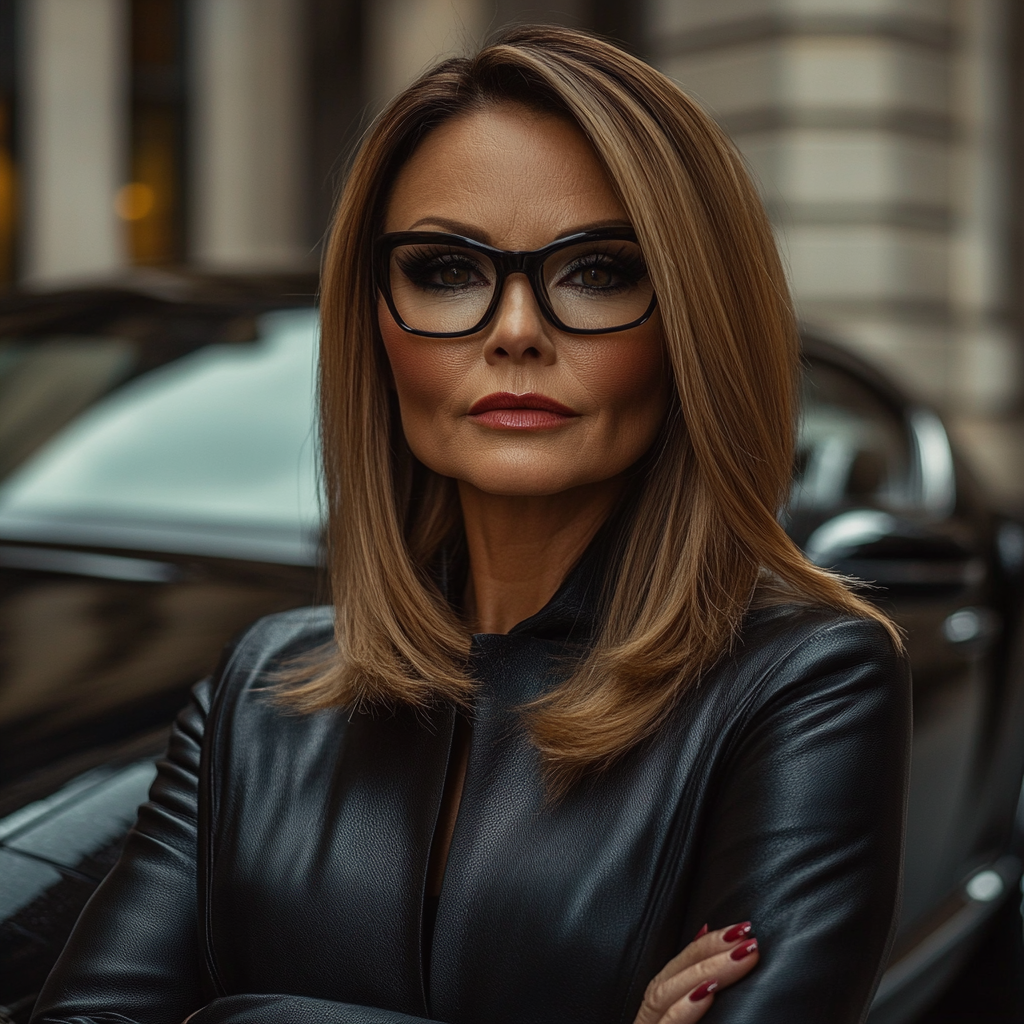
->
32;545;910;1024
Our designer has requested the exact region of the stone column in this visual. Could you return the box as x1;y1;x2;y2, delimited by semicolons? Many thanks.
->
20;0;128;284
365;0;487;112
188;0;307;270
645;0;1018;417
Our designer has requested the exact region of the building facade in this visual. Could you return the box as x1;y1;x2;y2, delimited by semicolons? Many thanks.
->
647;0;1024;498
5;0;1023;498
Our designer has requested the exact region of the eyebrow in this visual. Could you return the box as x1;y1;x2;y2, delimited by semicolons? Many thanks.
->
404;216;633;244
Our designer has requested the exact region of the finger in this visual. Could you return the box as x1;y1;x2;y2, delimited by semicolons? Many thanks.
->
656;979;719;1024
643;937;760;1018
637;922;756;1024
649;921;753;987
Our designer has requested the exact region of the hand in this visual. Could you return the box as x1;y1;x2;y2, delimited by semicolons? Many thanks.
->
633;921;760;1024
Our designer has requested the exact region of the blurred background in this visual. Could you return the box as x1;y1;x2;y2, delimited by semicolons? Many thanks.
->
0;0;1023;510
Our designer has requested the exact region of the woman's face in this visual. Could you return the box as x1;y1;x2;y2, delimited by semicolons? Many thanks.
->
379;103;670;498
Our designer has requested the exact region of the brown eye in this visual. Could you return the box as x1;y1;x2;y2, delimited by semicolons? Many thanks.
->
581;266;613;288
440;266;472;286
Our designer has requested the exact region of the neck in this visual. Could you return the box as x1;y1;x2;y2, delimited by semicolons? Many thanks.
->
458;478;624;634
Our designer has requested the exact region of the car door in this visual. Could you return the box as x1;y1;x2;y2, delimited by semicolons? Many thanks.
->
788;348;1000;941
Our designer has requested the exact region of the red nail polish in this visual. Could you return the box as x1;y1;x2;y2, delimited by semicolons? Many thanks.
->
730;938;758;961
693;923;708;940
722;921;752;942
689;979;719;1002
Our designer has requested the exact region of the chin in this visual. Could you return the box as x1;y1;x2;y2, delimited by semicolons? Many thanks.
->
458;466;603;498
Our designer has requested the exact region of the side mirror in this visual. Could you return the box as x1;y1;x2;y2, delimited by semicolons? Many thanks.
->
804;509;984;598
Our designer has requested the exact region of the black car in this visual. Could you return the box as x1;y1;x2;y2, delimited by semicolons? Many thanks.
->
0;281;1022;1024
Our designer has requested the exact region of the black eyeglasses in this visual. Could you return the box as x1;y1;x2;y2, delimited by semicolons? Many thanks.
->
373;228;658;337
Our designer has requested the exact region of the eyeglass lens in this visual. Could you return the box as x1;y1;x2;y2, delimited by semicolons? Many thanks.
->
387;238;654;334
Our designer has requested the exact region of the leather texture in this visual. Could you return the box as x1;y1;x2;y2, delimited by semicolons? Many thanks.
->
31;540;911;1024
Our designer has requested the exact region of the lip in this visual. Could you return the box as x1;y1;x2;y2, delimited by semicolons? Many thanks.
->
467;392;578;430
469;392;576;415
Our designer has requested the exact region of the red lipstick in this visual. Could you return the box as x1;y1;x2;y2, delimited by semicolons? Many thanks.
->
468;392;578;430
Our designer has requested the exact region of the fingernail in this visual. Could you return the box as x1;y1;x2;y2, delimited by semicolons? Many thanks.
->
689;979;719;1002
730;938;758;961
722;921;752;943
693;923;708;940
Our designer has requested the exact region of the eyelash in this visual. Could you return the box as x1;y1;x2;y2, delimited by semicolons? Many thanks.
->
393;243;648;294
397;250;490;291
557;251;648;288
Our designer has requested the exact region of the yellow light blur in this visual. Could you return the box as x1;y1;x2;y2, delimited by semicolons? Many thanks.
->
0;148;15;282
114;182;155;221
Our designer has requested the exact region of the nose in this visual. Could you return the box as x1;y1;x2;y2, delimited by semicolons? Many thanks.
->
482;273;557;365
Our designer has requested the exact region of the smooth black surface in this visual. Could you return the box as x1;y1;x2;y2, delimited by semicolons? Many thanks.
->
0;552;318;786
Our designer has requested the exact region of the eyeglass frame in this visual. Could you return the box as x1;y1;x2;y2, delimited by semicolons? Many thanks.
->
373;227;659;338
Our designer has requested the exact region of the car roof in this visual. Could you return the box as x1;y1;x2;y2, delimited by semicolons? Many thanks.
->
0;269;319;337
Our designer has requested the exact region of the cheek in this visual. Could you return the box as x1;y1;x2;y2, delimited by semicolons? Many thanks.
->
578;326;671;431
380;311;446;415
378;304;467;464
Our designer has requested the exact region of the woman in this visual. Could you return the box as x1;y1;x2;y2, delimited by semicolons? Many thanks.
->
32;25;910;1024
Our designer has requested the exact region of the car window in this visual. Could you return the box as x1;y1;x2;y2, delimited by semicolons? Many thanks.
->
0;337;137;479
0;308;320;563
792;360;913;512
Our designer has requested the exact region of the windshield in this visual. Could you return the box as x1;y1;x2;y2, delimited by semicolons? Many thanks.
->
0;308;320;564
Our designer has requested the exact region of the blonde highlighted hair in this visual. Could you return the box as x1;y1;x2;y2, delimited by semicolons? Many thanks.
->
282;24;898;788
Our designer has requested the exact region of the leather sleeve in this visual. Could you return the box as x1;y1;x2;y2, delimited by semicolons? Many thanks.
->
28;682;447;1024
690;617;912;1024
30;681;212;1024
187;995;441;1024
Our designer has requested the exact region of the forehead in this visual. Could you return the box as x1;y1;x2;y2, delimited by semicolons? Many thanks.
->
382;102;630;248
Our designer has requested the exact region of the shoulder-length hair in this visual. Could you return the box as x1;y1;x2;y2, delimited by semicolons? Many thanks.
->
282;24;898;788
